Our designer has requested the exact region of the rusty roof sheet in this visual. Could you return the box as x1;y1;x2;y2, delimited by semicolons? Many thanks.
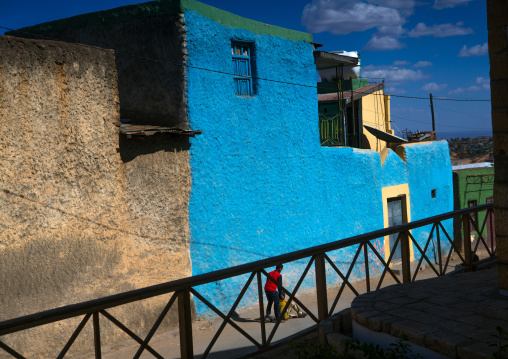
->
120;124;202;137
318;83;384;103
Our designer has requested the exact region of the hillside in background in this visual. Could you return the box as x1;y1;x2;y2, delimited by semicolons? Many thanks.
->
447;136;493;166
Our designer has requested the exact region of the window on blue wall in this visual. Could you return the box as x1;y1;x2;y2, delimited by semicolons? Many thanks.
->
231;41;253;96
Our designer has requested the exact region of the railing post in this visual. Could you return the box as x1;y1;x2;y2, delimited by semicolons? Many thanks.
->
93;312;101;359
257;271;267;346
463;215;473;271
178;288;194;359
400;230;411;283
363;243;371;292
315;254;329;321
399;195;411;283
436;223;443;275
489;208;495;254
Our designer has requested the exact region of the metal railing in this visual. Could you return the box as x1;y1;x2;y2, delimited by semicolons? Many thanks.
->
0;204;496;358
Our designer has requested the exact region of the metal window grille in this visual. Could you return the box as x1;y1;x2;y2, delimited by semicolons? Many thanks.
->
232;42;253;96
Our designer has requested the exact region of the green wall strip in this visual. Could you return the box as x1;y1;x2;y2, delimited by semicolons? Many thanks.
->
181;0;312;42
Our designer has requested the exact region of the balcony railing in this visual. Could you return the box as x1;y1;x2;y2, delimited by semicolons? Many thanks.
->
0;203;496;358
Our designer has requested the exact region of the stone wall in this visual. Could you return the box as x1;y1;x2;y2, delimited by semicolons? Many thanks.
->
487;0;508;294
0;35;191;357
10;1;188;128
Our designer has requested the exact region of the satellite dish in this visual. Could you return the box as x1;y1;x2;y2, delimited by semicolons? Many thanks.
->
363;125;407;143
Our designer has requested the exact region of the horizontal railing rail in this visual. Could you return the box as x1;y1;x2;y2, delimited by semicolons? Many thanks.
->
0;203;496;358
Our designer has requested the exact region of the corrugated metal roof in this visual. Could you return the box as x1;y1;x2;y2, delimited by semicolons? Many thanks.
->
120;124;202;137
314;51;358;70
317;83;383;103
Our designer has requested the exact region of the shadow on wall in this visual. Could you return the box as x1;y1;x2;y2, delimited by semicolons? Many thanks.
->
119;133;190;163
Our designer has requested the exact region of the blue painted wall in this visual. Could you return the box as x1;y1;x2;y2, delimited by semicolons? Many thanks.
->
405;142;454;259
184;10;453;315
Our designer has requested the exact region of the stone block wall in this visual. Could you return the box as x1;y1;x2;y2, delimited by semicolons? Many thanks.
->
487;0;508;293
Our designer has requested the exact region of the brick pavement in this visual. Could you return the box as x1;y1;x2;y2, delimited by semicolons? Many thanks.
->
350;267;505;359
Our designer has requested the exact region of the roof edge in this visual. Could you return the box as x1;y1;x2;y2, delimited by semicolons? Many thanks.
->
7;0;312;43
6;1;180;39
181;0;312;42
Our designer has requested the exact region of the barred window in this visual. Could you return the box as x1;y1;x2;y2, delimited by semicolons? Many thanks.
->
231;42;253;96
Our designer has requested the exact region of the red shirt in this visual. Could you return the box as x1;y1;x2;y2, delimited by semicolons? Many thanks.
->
264;270;281;291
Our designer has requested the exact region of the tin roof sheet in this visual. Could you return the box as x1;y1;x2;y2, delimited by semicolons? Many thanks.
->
317;83;383;103
120;124;202;137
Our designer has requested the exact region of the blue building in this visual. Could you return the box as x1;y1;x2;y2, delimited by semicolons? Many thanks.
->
12;0;454;315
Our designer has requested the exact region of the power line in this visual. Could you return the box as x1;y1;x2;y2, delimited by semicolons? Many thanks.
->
1;25;317;89
1;25;496;101
0;188;187;248
379;93;491;102
434;97;491;102
361;107;491;131
434;105;491;121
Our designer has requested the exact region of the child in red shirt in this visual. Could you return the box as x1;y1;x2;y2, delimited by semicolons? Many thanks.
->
264;264;285;322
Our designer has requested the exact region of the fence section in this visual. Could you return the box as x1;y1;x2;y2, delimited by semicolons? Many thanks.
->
0;204;496;358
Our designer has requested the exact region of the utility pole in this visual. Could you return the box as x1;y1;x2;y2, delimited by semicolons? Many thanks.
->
429;93;436;134
351;78;355;147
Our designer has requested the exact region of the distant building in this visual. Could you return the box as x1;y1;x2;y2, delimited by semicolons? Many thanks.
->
317;79;392;152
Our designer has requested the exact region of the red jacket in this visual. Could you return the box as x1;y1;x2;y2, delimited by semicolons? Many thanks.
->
264;270;281;292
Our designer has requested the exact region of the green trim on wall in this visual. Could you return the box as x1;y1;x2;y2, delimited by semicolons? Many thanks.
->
7;0;312;43
181;0;312;42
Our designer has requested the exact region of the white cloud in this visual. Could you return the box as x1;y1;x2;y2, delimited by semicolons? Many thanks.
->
393;60;411;66
369;0;415;9
377;24;406;36
422;82;447;91
476;76;491;90
413;61;433;68
408;22;474;37
448;85;483;95
448;76;491;94
301;0;405;35
458;42;488;57
433;0;472;9
476;77;490;85
363;65;428;83
369;0;417;15
364;36;406;50
385;86;407;94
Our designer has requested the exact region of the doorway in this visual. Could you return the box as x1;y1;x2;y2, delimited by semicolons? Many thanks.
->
387;197;404;261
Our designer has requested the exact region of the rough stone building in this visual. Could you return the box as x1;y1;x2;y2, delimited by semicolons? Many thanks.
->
0;35;191;356
487;0;508;296
1;0;455;355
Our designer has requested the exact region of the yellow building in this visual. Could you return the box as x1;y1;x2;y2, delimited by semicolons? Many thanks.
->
318;77;416;265
318;80;394;153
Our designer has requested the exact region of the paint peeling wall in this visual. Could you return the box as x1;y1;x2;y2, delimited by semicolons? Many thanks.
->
184;10;454;315
0;36;191;357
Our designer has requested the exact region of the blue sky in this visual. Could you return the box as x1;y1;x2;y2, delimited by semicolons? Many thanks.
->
0;0;492;138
